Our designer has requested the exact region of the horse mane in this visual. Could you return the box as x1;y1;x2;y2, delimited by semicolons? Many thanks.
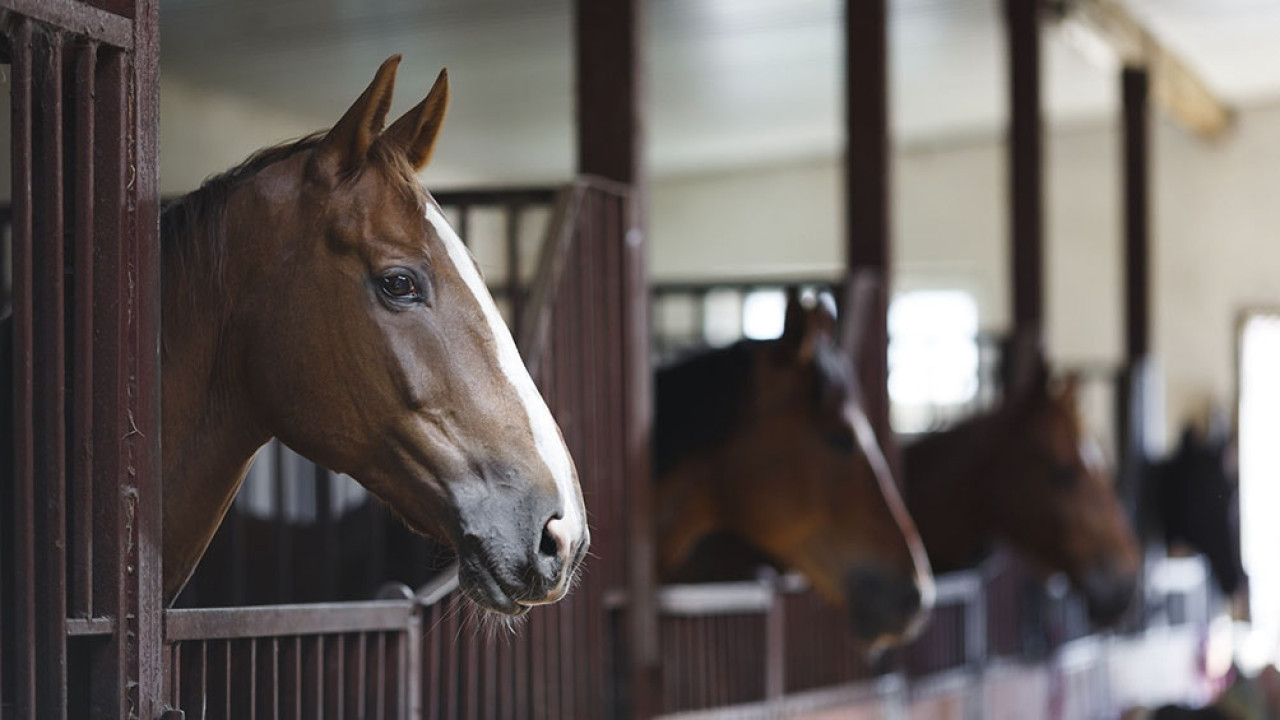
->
160;132;326;291
160;131;424;295
653;341;755;479
903;409;1004;482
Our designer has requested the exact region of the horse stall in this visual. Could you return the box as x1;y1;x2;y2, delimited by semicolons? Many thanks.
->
4;0;1273;719
1;2;657;717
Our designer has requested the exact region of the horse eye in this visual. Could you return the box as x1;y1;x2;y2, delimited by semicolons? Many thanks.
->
379;273;419;300
825;428;857;454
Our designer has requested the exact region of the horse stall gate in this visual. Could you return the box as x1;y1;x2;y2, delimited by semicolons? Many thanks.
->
0;0;652;713
1;1;165;717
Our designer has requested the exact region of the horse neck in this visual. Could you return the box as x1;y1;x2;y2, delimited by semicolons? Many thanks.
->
652;342;755;577
903;412;1002;572
159;198;272;602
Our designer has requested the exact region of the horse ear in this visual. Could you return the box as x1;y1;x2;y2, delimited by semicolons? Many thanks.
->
381;68;450;171
779;288;835;363
779;286;806;353
1054;372;1081;412
315;55;402;177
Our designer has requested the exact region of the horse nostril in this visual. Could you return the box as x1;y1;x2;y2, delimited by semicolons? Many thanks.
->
541;516;571;563
540;524;560;558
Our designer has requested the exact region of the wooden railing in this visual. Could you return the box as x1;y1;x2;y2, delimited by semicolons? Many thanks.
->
652;554;1212;719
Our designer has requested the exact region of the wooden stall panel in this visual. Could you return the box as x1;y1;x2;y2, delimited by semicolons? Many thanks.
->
3;3;161;715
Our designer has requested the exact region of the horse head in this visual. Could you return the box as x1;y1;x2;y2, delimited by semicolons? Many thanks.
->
1155;423;1245;596
160;57;587;613
656;289;933;649
987;354;1141;624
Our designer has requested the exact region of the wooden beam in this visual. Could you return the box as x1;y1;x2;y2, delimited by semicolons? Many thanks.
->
1123;65;1150;362
1065;0;1233;140
573;3;656;718
844;0;893;453
575;0;644;187
1006;0;1045;340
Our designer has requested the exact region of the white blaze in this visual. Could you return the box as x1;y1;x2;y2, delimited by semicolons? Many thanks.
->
423;202;585;541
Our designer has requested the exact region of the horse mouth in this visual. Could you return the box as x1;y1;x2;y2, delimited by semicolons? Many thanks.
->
457;558;534;616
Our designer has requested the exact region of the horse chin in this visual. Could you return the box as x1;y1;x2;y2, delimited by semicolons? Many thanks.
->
1080;566;1138;627
846;567;929;650
457;554;534;617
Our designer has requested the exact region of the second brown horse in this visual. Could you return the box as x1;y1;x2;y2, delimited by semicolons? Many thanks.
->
903;350;1141;624
655;290;934;649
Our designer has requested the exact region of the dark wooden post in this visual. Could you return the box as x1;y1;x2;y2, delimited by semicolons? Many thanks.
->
844;0;894;454
1118;65;1152;524
573;2;655;717
1123;67;1150;364
1005;0;1044;341
128;0;165;714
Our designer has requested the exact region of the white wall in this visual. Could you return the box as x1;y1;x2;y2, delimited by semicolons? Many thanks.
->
8;70;1268;445
649;101;1280;444
157;75;517;195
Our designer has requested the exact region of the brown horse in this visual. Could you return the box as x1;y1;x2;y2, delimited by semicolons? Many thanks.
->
903;351;1140;624
157;56;587;613
655;290;934;648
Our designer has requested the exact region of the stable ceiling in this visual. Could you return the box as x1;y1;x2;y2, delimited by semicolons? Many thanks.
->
159;0;1280;184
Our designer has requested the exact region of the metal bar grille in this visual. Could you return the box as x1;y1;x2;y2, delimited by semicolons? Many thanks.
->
3;2;162;716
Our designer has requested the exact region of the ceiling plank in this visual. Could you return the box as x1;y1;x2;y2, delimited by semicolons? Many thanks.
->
1064;0;1234;140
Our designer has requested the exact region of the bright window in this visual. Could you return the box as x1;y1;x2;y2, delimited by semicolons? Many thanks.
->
888;290;980;433
1238;314;1280;671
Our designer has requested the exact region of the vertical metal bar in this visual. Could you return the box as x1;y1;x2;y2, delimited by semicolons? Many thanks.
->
224;640;233;720
356;633;368;719
293;636;302;720
375;632;387;720
529;604;546;716
88;38;124;709
405;606;422;720
270;638;280;720
512;615;528;720
335;635;345;720
1006;0;1045;337
274;444;289;604
199;641;209;720
765;590;785;700
312;635;324;720
10;18;38;718
315;464;336;601
71;40;99;619
462;619;478;719
32;29;70;720
171;643;182;714
425;610;441;720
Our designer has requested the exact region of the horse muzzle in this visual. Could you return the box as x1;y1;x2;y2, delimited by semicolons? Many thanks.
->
452;475;589;615
1080;562;1138;626
846;566;930;647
